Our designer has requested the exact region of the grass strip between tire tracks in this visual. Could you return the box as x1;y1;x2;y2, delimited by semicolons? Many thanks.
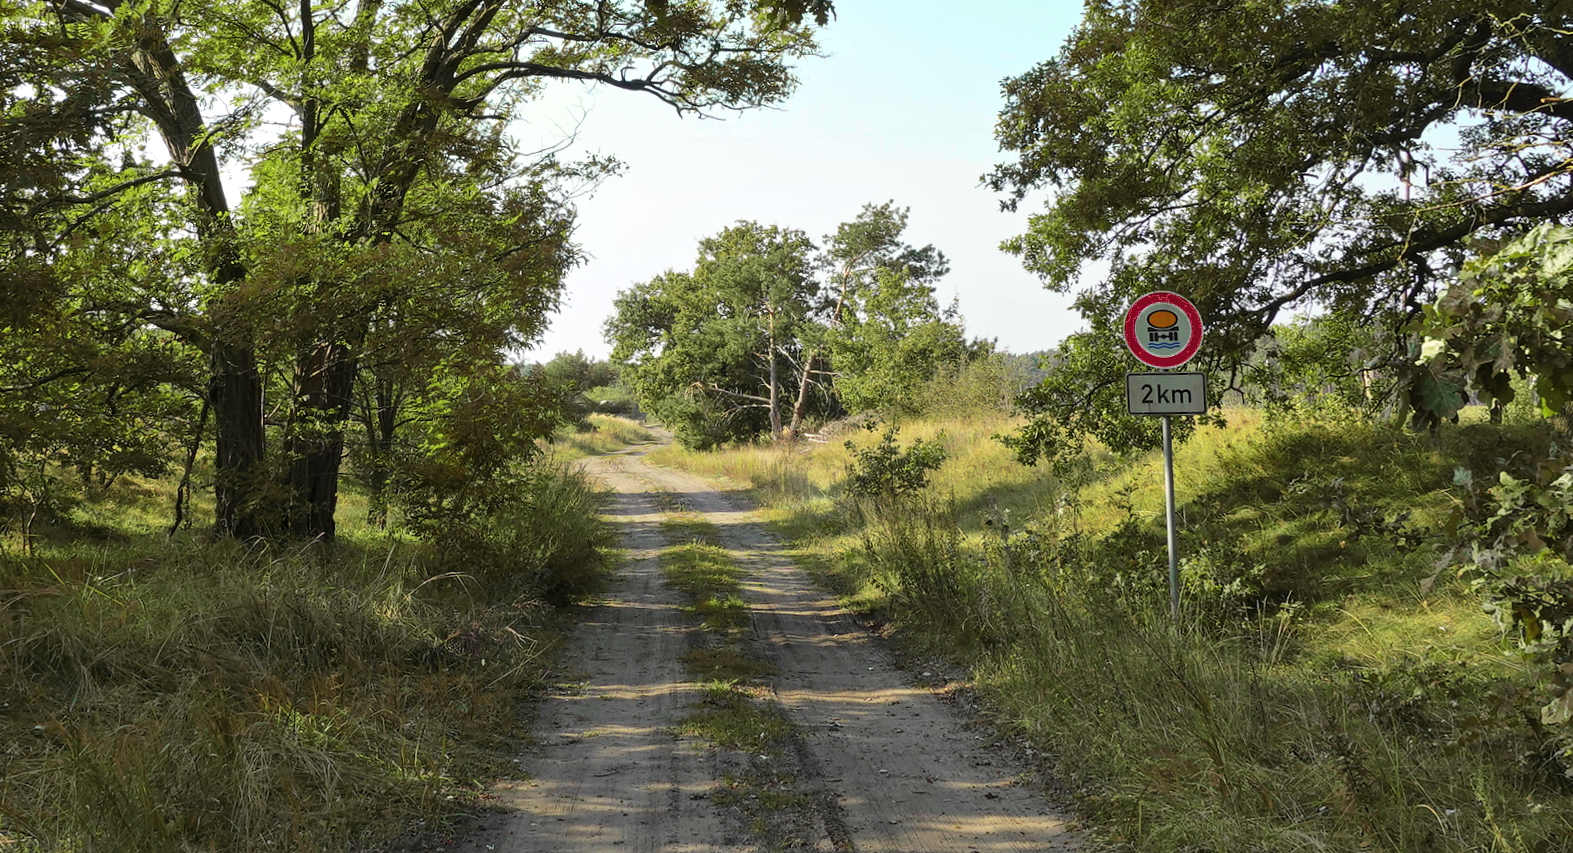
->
657;511;850;851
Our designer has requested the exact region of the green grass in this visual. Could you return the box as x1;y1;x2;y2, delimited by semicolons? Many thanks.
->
678;683;795;753
547;414;656;459
660;515;751;634
0;463;609;852
653;407;1573;851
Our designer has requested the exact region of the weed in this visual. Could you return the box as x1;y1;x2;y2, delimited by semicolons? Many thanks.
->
0;464;607;851
658;408;1573;850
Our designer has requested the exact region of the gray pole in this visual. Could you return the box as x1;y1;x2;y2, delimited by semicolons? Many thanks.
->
1162;414;1179;620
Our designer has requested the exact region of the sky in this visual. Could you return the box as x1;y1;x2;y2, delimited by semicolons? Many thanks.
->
518;0;1087;362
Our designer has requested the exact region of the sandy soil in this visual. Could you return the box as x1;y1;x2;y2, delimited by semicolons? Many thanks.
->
459;441;1081;852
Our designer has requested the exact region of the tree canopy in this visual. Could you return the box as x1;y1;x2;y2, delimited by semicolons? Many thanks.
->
2;0;832;537
606;204;969;447
990;0;1572;460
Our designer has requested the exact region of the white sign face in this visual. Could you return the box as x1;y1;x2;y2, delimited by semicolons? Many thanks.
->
1126;372;1206;416
1123;291;1204;368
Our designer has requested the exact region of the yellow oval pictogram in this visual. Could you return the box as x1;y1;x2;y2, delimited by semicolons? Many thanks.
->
1147;309;1179;329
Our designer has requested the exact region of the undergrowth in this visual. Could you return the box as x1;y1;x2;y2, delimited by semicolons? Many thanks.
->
655;408;1573;850
0;463;610;852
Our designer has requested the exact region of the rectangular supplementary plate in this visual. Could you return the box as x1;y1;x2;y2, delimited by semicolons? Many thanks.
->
1126;372;1206;416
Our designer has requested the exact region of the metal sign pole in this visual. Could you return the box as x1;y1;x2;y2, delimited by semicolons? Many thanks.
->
1122;291;1203;624
1162;414;1179;620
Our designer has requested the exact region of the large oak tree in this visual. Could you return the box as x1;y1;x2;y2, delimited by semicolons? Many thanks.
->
990;0;1571;459
3;0;832;537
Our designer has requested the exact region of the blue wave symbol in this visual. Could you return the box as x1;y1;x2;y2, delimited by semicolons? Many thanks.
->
1148;341;1183;349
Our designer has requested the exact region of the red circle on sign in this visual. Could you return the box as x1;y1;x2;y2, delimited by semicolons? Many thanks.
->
1123;291;1204;368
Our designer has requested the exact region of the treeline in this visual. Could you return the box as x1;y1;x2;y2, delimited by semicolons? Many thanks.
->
1;0;831;543
605;202;1007;448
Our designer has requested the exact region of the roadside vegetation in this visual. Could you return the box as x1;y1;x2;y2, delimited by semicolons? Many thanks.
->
547;414;658;461
651;357;1573;850
3;2;821;846
621;3;1573;847
0;462;610;851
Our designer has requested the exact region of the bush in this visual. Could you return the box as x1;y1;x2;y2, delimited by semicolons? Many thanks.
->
411;462;605;605
842;422;947;509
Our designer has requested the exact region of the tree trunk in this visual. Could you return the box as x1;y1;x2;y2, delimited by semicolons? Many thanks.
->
767;309;782;437
120;19;266;538
284;340;360;540
787;277;851;438
367;368;398;527
786;353;816;439
211;338;265;538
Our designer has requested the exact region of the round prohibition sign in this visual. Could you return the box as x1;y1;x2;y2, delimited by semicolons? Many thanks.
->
1123;291;1204;369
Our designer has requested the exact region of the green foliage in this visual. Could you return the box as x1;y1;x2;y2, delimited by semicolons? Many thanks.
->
1253;314;1394;418
4;0;831;536
1418;225;1573;423
841;423;947;505
993;0;1571;349
1450;460;1573;775
373;366;606;603
606;203;967;445
527;350;624;425
991;0;1572;453
819;203;959;416
608;222;820;447
1004;329;1223;467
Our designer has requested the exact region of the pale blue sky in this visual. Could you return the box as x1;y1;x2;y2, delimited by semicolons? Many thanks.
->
521;0;1088;361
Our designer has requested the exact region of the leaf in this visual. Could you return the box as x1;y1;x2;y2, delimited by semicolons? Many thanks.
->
1415;373;1465;419
1543;688;1573;727
1418;338;1448;364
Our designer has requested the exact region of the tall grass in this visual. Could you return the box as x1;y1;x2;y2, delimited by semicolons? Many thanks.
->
547;414;657;459
0;463;607;851
655;409;1573;850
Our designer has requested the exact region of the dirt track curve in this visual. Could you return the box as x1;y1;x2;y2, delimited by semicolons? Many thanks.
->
457;439;1081;852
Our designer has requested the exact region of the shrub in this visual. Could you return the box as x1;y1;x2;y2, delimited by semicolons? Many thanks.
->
1453;461;1573;776
842;422;947;510
411;462;605;605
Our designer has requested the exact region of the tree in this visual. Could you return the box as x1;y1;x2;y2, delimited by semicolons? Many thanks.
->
790;202;952;432
989;0;1571;458
607;205;969;445
829;281;967;416
608;222;820;447
537;351;619;396
5;0;832;537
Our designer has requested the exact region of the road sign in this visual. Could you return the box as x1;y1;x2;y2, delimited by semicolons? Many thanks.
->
1120;291;1205;620
1127;372;1206;416
1123;291;1203;368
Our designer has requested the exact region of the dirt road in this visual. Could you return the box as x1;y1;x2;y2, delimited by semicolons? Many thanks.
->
459;441;1080;852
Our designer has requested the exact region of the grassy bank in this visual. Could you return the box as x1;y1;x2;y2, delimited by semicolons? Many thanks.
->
548;414;658;459
0;456;616;850
653;410;1573;851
